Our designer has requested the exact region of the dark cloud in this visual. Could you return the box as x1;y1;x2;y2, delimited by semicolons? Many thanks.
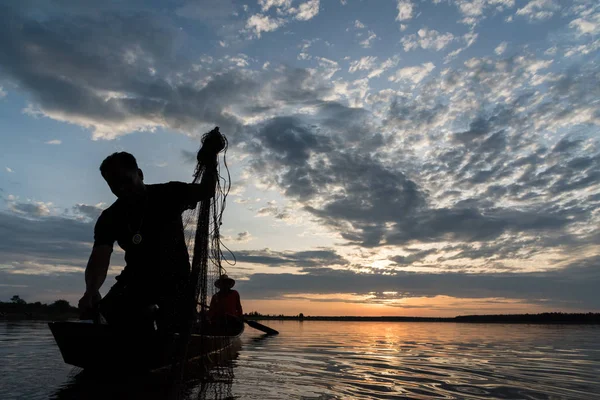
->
256;203;290;220
0;269;84;303
0;6;333;140
453;116;494;144
1;3;361;152
389;248;437;266
9;202;49;217
243;104;592;247
235;231;250;241
552;138;583;153
385;207;570;245
233;248;348;269
384;97;448;135
0;207;126;302
0;211;93;265
318;102;384;148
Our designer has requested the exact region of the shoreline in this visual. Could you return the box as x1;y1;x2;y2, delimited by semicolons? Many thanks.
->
2;306;598;325
246;313;600;324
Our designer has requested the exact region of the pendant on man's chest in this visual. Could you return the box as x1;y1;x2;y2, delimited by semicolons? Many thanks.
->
132;233;143;245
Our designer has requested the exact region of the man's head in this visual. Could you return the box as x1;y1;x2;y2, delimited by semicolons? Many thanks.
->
100;152;145;202
214;274;235;291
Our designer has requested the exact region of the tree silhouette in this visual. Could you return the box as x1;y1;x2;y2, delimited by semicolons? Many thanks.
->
10;295;25;305
50;300;71;312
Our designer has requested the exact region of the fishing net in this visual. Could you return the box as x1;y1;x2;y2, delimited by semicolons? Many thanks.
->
169;127;238;389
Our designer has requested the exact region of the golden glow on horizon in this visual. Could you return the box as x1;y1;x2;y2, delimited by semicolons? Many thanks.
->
242;295;574;318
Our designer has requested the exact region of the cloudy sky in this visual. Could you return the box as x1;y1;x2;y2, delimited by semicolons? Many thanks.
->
1;0;599;316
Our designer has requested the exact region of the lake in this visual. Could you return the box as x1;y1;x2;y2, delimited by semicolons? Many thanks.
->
1;320;599;399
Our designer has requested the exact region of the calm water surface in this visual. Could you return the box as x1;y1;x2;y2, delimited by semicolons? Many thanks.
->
1;320;599;399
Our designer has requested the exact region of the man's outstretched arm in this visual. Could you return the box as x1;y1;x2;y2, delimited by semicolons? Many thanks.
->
78;245;112;311
188;127;225;202
189;155;219;201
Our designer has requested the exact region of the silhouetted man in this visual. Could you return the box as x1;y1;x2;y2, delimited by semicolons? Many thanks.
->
78;128;225;332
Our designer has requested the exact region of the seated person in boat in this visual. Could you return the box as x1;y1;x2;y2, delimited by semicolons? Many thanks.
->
78;128;225;333
206;274;243;334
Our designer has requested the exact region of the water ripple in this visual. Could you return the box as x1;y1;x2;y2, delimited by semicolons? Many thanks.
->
1;321;600;399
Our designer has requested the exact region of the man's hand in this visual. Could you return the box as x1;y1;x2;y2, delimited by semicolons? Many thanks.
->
197;127;225;163
78;290;102;313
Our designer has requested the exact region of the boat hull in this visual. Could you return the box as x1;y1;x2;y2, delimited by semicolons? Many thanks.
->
48;320;243;371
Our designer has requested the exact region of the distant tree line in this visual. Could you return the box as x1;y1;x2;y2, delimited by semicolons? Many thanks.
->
3;298;599;324
454;312;600;324
0;295;79;320
244;311;600;324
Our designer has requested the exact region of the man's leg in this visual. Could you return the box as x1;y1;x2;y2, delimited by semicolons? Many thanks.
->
99;282;155;332
156;279;191;334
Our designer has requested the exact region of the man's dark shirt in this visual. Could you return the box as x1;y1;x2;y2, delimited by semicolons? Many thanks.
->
94;182;197;294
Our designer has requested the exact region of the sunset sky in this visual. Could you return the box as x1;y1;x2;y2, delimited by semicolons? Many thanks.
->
0;0;599;317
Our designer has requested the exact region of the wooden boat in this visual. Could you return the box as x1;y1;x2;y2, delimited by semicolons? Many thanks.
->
48;318;244;372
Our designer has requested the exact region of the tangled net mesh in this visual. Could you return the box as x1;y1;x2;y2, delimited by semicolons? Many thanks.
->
170;127;238;395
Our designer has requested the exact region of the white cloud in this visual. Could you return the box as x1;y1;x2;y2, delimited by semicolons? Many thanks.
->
458;0;485;17
359;30;377;48
258;0;292;12
400;24;408;32
519;57;552;74
22;103;159;140
570;16;600;36
225;54;250;67
230;231;252;243
299;38;320;51
368;57;400;79
564;38;600;57
365;88;399;105
389;62;436;84
246;14;285;38
354;20;365;29
444;48;465;64
9;200;53;217
45;139;62;145
316;57;340;79
295;0;320;21
444;31;478;63
396;0;414;21
495;41;508;55
263;61;270;70
0;86;5;98
5;167;13;173
452;0;516;25
401;28;455;51
349;56;378;73
516;0;558;20
463;31;478;47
